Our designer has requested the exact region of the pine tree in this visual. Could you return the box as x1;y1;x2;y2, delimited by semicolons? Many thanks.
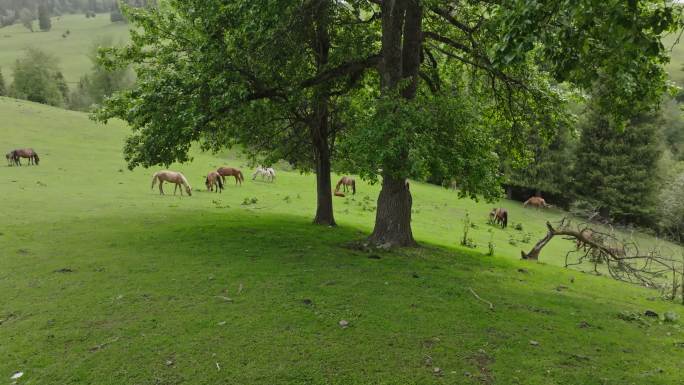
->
505;122;576;202
574;108;662;226
38;3;51;31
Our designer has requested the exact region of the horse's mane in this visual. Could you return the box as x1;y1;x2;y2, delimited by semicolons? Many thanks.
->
179;173;191;188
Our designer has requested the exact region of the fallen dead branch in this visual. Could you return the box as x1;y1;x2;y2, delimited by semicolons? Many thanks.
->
468;287;494;310
522;218;683;301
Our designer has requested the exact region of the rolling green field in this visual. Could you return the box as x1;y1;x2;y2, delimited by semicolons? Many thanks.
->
0;13;130;86
2;98;684;384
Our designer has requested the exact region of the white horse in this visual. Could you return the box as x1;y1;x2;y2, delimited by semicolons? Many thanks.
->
151;170;192;196
252;166;276;182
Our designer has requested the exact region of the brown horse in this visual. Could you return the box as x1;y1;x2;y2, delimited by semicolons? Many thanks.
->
335;176;356;195
489;208;508;228
523;196;549;209
11;148;39;166
151;170;192;196
205;171;224;193
216;167;244;186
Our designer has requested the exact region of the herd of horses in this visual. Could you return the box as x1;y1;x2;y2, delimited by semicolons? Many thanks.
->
5;148;553;226
5;148;39;166
151;166;277;196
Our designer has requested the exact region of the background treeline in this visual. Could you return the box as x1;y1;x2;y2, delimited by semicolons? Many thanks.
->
0;0;155;27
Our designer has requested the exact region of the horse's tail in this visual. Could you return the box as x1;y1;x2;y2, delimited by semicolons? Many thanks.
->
151;173;158;190
351;180;356;195
238;170;244;183
217;174;224;190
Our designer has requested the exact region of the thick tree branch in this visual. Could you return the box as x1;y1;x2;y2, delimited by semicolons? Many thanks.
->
423;31;471;53
430;7;475;34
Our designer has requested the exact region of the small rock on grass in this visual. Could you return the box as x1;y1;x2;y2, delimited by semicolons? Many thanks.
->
530;340;539;346
11;372;23;380
339;320;349;328
644;310;658;317
432;367;442;376
664;311;679;323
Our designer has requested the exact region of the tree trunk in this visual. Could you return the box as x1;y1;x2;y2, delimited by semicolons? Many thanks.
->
368;0;421;247
369;175;416;246
313;141;336;226
310;0;335;226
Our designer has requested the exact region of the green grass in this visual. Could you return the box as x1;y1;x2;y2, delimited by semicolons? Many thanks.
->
0;13;130;86
2;97;684;384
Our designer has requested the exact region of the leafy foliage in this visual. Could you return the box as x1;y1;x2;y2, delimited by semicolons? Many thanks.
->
69;37;134;111
9;48;65;107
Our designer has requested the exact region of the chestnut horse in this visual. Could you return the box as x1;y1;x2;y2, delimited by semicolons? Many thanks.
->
205;171;224;193
489;208;508;228
151;170;192;196
335;176;355;195
217;167;244;186
523;196;549;209
11;148;39;166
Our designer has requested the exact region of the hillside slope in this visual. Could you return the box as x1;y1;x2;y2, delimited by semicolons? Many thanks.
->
1;98;683;384
0;13;129;85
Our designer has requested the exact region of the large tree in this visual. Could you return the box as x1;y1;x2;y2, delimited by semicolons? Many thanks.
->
96;0;680;247
351;0;680;246
95;0;379;226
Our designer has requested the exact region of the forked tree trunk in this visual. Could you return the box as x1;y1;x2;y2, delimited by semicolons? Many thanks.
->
368;0;421;247
369;175;416;246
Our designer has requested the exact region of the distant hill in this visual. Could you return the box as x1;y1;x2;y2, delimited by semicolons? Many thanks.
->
0;13;129;87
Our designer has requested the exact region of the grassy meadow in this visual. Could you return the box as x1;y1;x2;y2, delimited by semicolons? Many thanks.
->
2;98;684;384
0;13;130;86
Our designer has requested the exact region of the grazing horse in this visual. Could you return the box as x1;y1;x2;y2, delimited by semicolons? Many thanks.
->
216;167;244;186
252;166;275;182
205;171;224;193
12;148;39;166
151;170;192;196
523;196;549;209
335;176;356;195
489;208;508;228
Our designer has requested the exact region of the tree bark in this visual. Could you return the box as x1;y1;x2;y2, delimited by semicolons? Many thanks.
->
368;0;421;247
369;175;416;246
313;144;335;225
310;0;336;226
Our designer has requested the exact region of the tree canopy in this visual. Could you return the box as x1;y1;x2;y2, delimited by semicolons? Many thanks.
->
96;0;682;247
